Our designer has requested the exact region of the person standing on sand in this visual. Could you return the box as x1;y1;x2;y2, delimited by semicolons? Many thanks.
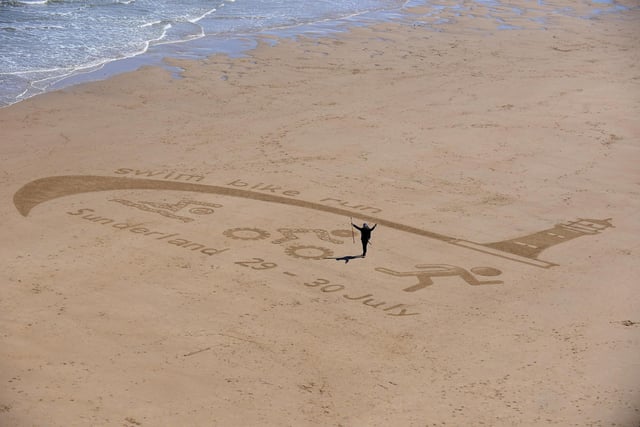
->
351;222;377;257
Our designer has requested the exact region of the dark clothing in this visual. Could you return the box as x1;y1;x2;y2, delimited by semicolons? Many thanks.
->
352;223;377;256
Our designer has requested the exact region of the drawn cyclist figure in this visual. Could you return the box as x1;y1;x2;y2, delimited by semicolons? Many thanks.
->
375;264;503;292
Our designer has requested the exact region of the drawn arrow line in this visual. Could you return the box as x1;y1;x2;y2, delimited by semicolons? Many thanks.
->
13;175;553;268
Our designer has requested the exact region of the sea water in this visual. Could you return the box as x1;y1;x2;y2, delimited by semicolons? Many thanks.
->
0;0;411;107
0;0;634;107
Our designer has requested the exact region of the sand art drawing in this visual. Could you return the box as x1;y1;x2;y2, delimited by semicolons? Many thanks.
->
223;226;350;259
12;170;614;317
376;265;503;291
271;228;346;245
231;257;418;316
284;245;334;260
110;198;222;222
14;175;613;269
63;205;414;315
66;207;230;256
318;197;382;214
232;262;418;316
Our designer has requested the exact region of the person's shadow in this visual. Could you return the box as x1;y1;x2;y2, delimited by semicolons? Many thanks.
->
326;254;364;264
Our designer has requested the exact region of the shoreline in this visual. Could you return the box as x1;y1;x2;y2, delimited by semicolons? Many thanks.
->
3;0;638;109
1;0;415;109
1;1;639;425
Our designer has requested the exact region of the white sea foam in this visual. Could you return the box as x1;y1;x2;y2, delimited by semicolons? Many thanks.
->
140;20;163;28
190;7;218;24
15;0;48;4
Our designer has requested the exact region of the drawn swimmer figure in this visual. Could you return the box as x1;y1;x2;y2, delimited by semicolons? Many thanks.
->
375;264;503;292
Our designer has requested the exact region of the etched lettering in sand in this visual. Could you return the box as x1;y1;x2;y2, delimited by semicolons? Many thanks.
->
227;179;301;197
114;168;205;182
233;261;418;317
319;198;382;214
15;175;613;268
67;208;230;256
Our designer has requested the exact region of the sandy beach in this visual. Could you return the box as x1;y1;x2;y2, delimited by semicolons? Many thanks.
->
1;1;639;425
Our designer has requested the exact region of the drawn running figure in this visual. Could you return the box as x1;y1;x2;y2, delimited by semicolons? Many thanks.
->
352;222;377;257
375;264;503;291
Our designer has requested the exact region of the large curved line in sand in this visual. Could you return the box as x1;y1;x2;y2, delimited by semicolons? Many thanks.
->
13;175;457;243
14;175;560;268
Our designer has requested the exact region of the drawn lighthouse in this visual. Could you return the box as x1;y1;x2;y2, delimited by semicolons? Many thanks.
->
452;218;613;268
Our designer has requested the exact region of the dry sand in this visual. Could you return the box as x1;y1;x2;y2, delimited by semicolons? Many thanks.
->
1;1;640;425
